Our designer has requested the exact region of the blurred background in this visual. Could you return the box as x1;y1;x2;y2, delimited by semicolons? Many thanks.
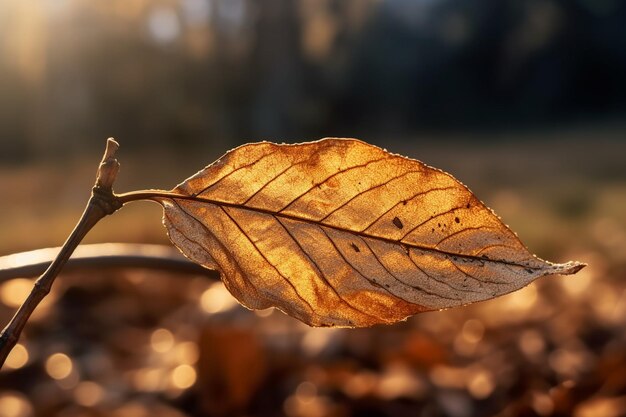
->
0;0;625;416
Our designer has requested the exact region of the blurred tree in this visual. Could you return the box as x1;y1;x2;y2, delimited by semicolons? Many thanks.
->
0;0;624;159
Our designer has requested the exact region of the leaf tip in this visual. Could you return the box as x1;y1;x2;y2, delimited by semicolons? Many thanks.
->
554;260;587;276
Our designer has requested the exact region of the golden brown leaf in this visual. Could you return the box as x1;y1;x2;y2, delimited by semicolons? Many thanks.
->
157;138;585;327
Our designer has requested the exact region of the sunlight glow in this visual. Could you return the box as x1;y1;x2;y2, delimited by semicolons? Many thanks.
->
148;6;181;43
3;2;46;86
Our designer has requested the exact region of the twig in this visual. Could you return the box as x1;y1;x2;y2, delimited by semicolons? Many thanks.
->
0;243;218;282
0;138;123;368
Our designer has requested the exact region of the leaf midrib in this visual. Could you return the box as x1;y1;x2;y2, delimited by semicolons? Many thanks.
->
124;190;538;271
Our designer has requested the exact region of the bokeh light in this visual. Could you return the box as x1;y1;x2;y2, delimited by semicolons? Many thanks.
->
3;343;29;370
45;353;73;380
506;282;538;312
0;392;33;417
574;396;626;417
172;341;199;365
150;328;175;353
519;329;546;359
284;380;330;417
170;364;197;389
461;319;484;344
301;328;338;356
200;282;238;314
343;371;377;399
133;367;167;392
377;364;426;400
0;279;34;308
467;369;495;399
73;381;105;407
532;391;555;416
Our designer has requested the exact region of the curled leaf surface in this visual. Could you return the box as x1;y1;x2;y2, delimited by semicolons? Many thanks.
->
158;138;584;327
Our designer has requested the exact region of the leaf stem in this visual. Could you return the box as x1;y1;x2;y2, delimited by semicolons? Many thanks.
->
116;189;188;204
0;138;122;369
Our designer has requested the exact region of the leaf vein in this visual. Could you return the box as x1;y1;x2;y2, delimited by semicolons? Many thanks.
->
278;156;390;213
165;194;525;269
319;226;408;300
359;238;460;301
218;207;316;314
191;147;281;197
241;162;298;205
435;225;499;248
450;261;508;286
472;243;518;257
166;202;252;297
400;205;468;241
320;168;421;222
275;217;379;321
406;250;483;295
361;185;457;233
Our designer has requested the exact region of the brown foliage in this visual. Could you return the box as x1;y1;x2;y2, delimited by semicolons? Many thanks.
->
158;138;584;327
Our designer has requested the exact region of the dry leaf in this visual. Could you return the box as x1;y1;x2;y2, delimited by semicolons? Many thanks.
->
157;138;584;327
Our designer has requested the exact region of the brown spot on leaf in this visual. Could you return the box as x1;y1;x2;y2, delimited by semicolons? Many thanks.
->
351;243;360;253
392;216;403;229
326;177;340;188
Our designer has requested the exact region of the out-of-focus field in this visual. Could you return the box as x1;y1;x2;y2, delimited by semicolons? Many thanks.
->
0;131;625;417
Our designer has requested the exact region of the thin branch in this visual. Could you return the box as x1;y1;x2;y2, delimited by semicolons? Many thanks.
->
0;243;218;282
0;138;123;369
117;189;188;204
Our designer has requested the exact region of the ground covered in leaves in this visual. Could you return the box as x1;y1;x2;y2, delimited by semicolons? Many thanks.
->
0;136;624;417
